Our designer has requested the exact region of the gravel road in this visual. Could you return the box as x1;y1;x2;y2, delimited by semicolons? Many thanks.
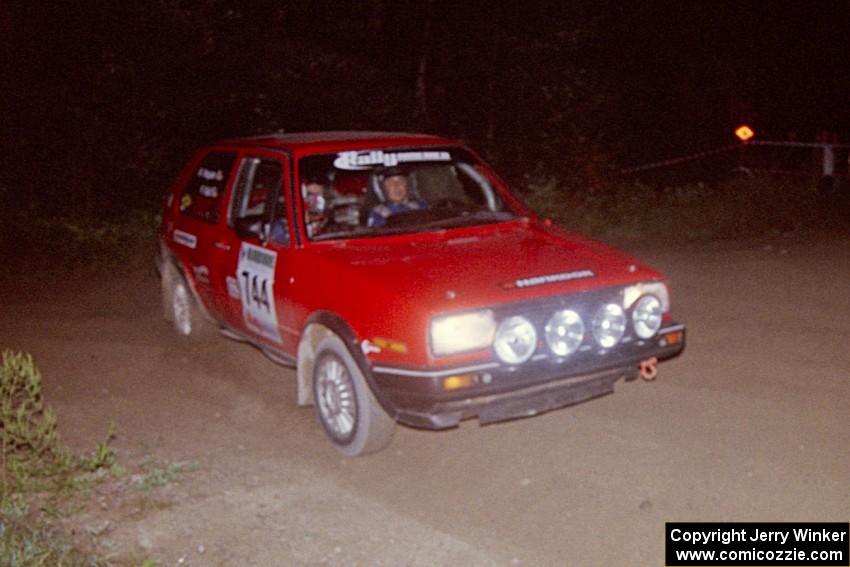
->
2;228;848;566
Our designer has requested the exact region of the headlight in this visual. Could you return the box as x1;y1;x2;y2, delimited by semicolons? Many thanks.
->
544;309;584;357
430;310;496;356
624;282;669;312
632;295;663;338
591;303;626;348
493;316;537;364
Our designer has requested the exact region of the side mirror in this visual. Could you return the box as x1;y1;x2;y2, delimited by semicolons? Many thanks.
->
233;215;267;240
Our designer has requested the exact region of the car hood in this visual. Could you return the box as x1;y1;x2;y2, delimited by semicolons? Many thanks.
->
315;221;662;312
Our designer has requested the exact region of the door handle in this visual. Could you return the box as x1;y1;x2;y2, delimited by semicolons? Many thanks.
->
214;241;231;251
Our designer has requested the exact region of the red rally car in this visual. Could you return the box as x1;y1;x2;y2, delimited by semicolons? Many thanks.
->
158;131;686;456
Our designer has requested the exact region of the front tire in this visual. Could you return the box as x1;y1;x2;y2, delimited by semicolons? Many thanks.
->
312;334;395;456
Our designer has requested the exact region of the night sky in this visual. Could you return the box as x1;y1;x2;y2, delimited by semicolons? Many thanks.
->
2;1;849;212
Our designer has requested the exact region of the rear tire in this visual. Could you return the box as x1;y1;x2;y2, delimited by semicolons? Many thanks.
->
161;263;215;341
312;334;395;456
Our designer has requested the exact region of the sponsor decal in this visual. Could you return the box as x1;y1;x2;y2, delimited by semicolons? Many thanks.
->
333;150;451;170
173;229;197;249
237;243;281;342
245;246;275;268
180;194;192;210
500;269;595;290
360;340;381;355
198;184;218;198
226;276;241;299
192;264;209;284
197;167;225;181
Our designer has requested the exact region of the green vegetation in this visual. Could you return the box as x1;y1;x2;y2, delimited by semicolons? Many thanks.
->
0;494;109;567
0;351;176;566
1;351;116;565
1;351;80;496
1;211;160;279
0;209;160;298
79;429;119;474
129;455;194;492
526;174;849;242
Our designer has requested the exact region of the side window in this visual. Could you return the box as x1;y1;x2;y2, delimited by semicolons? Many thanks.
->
179;151;237;224
230;157;289;245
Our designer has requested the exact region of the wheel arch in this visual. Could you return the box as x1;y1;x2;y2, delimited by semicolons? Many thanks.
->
296;311;397;418
158;240;215;323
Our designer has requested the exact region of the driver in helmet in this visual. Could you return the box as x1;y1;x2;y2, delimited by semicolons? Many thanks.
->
368;167;427;227
302;174;329;237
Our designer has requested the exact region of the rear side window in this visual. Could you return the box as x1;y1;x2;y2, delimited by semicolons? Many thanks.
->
179;151;237;224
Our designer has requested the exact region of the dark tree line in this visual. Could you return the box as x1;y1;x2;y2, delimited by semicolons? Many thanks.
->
2;2;608;218
2;2;848;220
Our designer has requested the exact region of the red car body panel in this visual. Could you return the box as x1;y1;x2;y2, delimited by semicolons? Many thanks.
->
294;221;663;367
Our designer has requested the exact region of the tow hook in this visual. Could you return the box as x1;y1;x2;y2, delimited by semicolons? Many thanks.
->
639;357;658;381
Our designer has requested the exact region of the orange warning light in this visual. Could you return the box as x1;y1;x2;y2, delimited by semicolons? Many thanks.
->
735;125;754;142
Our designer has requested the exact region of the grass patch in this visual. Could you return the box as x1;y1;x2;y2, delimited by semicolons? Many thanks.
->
1;351;81;496
129;455;194;492
1;351;118;564
525;174;849;242
0;351;171;566
0;493;109;567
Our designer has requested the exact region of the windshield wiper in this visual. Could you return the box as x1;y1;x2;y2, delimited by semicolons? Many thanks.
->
312;225;423;241
310;211;516;241
416;210;516;229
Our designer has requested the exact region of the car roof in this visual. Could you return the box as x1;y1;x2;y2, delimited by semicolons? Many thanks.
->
216;131;458;156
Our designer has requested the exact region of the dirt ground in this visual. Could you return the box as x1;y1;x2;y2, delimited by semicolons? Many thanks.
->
1;227;848;566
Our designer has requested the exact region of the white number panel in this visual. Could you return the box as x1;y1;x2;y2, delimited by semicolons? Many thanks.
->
236;243;281;343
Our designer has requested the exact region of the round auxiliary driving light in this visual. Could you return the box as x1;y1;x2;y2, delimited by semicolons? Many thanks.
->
544;310;585;357
632;295;663;339
592;303;626;348
493;316;537;364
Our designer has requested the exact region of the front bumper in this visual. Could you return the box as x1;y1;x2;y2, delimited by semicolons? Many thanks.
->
372;322;685;429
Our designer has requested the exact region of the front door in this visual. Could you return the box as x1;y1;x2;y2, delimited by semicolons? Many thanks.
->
208;152;293;348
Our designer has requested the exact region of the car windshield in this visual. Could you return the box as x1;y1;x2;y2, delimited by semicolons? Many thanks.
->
298;148;518;241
